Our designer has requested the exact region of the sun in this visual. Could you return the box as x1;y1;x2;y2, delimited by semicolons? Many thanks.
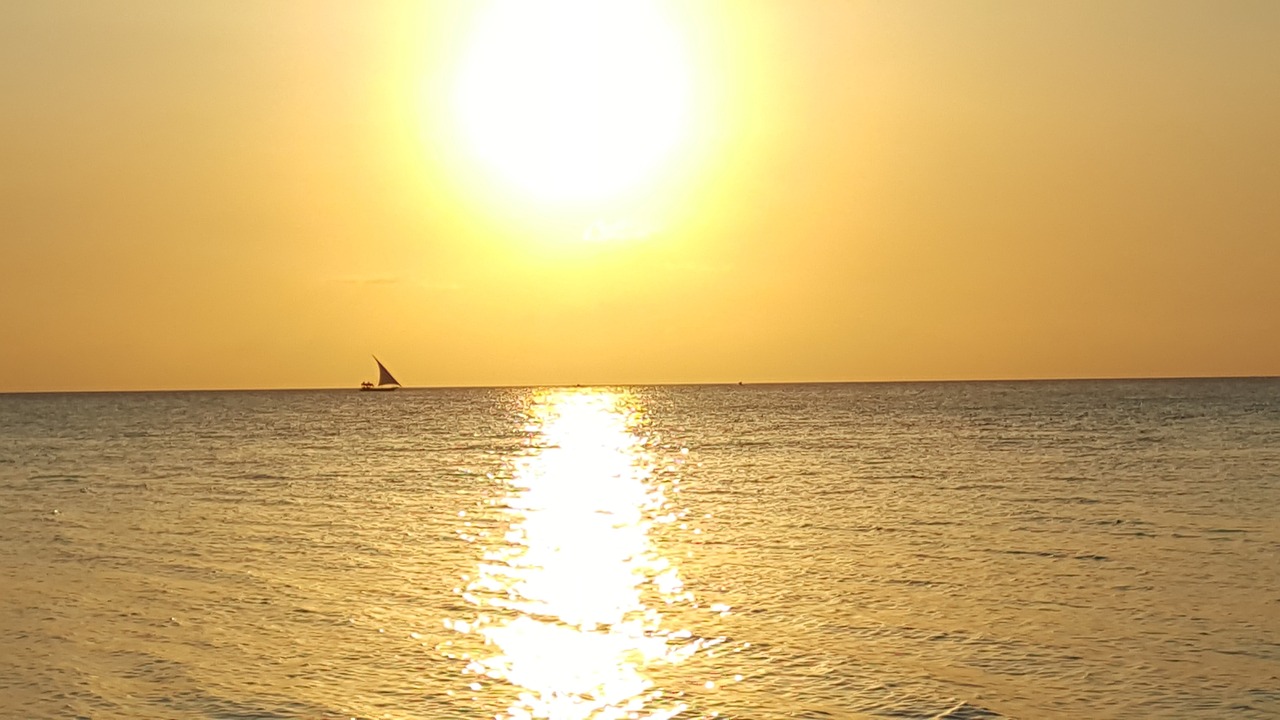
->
452;0;693;205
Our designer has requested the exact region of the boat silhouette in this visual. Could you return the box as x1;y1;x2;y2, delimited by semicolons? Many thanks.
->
360;356;401;392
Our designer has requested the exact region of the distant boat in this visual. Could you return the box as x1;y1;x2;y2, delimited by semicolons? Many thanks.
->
360;356;401;392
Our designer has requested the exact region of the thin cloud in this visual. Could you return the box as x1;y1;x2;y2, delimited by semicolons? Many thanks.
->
583;218;656;243
326;276;463;292
327;275;403;286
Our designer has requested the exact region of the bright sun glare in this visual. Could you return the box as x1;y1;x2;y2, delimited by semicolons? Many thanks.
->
453;0;693;205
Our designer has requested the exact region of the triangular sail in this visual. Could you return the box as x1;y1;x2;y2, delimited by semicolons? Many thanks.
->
374;356;400;386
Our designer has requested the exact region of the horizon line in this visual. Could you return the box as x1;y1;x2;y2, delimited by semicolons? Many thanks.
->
1;372;1277;395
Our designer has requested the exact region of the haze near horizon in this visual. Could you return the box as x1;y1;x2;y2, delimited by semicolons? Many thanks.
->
2;1;1277;392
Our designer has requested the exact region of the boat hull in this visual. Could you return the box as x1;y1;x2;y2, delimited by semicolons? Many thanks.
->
359;386;399;392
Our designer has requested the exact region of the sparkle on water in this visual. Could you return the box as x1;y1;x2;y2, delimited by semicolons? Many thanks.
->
446;390;709;719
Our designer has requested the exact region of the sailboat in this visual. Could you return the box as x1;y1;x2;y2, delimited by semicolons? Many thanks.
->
360;356;401;392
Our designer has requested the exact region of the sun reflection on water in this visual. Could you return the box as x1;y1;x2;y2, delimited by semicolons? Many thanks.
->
446;390;706;719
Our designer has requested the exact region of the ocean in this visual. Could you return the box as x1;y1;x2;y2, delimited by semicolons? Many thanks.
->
1;379;1277;719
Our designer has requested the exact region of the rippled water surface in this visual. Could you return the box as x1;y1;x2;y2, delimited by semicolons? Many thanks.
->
1;379;1278;719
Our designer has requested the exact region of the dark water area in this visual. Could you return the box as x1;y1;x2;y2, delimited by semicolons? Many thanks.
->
1;379;1278;719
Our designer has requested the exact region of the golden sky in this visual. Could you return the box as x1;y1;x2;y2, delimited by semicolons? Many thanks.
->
2;1;1277;391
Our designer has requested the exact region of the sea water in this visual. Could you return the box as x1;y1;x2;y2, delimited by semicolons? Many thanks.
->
1;379;1277;719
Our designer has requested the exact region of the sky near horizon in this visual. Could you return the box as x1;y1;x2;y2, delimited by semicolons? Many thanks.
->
2;0;1278;392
